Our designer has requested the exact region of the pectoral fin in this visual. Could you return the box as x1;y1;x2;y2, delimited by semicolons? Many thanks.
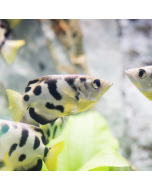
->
61;85;77;99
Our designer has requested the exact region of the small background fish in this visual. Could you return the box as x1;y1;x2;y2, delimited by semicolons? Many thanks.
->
125;66;152;101
0;19;25;64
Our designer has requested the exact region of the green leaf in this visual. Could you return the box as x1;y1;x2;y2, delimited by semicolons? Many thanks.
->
48;111;121;171
78;146;128;171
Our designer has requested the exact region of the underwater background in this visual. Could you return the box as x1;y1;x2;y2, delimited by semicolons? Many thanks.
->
1;19;152;171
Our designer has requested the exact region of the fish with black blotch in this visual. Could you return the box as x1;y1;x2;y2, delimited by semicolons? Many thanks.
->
0;19;25;64
40;117;67;144
0;119;64;171
6;74;112;125
125;66;152;101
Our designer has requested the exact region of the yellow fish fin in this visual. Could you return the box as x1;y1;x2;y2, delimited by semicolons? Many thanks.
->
6;89;28;122
44;141;65;171
1;40;25;64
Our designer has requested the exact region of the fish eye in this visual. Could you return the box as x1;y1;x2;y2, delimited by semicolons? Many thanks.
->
92;79;101;89
138;69;147;79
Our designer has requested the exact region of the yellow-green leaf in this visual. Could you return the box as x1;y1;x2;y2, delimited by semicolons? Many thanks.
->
78;146;129;171
48;111;120;171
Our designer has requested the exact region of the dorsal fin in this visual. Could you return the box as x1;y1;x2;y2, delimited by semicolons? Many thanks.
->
26;76;49;88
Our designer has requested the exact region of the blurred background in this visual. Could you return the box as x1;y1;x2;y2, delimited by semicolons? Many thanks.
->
1;19;152;170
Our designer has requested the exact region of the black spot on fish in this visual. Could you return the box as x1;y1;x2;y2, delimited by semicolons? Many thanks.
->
19;154;26;162
28;159;42;171
80;77;86;83
45;79;62;101
19;128;29;147
56;105;64;113
27;79;39;87
34;128;44;136
25;87;31;93
47;129;50;137
53;125;57;139
33;136;40;150
34;127;47;145
44;147;49;157
46;102;64;113
1;124;9;135
33;85;42;96
46;102;54;109
9;143;18;156
24;95;29;101
41;135;47;145
75;93;80;101
29;108;50;125
65;77;77;92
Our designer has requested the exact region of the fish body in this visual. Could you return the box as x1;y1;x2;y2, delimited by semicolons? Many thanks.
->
0;119;64;171
0;19;25;64
125;66;152;101
41;117;67;144
6;74;112;125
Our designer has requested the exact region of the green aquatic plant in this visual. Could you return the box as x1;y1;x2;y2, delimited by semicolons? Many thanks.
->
42;111;129;171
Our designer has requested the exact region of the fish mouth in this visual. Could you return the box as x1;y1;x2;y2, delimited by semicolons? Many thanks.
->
104;81;113;88
125;69;138;83
103;81;113;91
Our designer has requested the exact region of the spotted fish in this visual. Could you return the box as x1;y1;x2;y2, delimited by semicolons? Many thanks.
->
6;74;113;125
0;19;25;64
41;117;67;144
125;66;152;101
0;119;64;171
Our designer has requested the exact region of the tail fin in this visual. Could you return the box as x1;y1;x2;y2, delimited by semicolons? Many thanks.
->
6;89;28;122
44;141;65;171
1;40;25;64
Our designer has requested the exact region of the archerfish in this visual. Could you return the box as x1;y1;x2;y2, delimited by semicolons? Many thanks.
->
40;117;67;144
125;66;152;101
0;119;64;171
6;74;113;125
0;19;25;64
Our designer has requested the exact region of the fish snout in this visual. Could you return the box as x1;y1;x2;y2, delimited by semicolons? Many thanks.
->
124;69;138;83
103;80;113;91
